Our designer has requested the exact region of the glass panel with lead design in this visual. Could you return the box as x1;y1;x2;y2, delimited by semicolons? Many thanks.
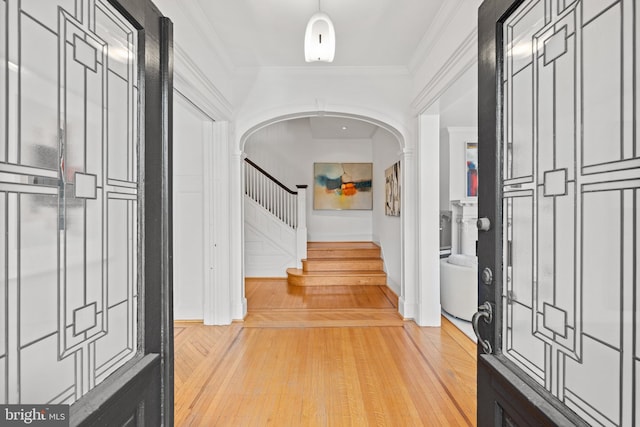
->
0;0;139;405
502;0;639;425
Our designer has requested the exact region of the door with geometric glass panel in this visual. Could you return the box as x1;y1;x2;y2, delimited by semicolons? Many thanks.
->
0;0;173;424
477;0;639;425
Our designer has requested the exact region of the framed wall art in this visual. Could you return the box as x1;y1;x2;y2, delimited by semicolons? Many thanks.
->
466;142;478;197
313;163;373;210
385;161;400;216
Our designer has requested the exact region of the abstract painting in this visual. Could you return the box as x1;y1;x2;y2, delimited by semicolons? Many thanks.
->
313;163;373;210
385;161;400;216
466;142;478;197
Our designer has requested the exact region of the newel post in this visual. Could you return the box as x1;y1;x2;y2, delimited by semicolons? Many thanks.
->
296;185;308;268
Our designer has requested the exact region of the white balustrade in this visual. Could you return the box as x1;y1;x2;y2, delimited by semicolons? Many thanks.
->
244;159;299;229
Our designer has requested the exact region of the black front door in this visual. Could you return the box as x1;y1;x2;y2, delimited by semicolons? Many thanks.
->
477;0;639;425
0;0;173;424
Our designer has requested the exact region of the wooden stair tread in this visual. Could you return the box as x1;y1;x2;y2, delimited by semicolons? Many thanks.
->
302;258;384;272
306;251;381;259
288;241;387;287
307;241;381;249
288;268;386;276
305;257;382;261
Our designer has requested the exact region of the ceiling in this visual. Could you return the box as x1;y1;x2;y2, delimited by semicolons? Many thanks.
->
193;0;444;68
308;117;378;139
177;1;471;139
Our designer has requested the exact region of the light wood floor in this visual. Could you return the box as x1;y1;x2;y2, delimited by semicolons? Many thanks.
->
174;279;477;426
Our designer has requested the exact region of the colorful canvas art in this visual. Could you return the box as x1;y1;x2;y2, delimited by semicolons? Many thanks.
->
313;163;373;210
466;142;478;197
385;161;400;216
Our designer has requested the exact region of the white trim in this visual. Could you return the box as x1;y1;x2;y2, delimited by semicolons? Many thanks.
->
399;147;418;321
206;121;238;325
235;65;410;77
411;30;478;114
202;120;215;324
230;148;247;321
447;126;479;134
416;112;442;327
177;1;236;74
399;297;417;320
408;0;465;73
237;108;407;152
174;45;233;120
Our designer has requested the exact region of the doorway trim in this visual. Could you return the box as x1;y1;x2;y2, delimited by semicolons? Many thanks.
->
228;109;427;323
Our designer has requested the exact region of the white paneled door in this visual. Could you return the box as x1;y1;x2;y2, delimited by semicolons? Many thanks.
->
478;0;640;425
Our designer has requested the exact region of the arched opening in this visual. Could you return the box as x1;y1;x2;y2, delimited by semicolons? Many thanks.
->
240;112;405;152
239;112;406;311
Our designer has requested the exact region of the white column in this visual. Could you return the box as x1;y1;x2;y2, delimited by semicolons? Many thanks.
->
416;111;441;326
204;121;240;325
229;144;247;321
295;185;308;268
399;147;417;320
202;120;215;324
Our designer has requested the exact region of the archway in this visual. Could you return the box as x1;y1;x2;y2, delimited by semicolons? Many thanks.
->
239;111;405;152
234;111;415;319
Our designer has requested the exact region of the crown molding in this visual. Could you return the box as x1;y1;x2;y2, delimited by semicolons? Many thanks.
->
174;44;234;120
446;126;478;134
235;65;411;78
411;28;478;114
407;0;465;73
180;0;236;75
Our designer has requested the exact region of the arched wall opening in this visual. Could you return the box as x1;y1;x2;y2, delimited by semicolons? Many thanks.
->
238;111;409;307
239;111;405;152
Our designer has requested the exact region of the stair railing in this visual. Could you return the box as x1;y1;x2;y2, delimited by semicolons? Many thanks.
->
243;158;307;266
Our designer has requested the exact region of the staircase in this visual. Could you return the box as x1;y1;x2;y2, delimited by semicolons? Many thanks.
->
287;242;387;287
244;158;308;276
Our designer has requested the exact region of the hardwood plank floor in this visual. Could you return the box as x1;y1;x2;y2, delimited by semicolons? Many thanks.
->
174;280;477;426
244;279;403;327
245;279;397;310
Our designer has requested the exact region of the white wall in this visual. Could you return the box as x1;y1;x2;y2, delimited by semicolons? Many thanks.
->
410;0;482;112
244;196;297;277
173;94;209;320
438;63;478;210
154;0;238;323
153;0;234;118
153;0;481;325
245;119;375;242
372;128;402;295
234;68;414;141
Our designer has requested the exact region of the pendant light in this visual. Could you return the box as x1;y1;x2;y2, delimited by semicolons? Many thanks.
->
304;0;335;62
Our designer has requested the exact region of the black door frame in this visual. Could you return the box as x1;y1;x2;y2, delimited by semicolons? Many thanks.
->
67;0;174;425
477;0;588;425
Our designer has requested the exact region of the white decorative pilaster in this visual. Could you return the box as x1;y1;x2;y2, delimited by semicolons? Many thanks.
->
230;145;247;321
202;120;215;325
399;147;418;320
416;112;441;326
295;185;308;268
204;121;243;325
